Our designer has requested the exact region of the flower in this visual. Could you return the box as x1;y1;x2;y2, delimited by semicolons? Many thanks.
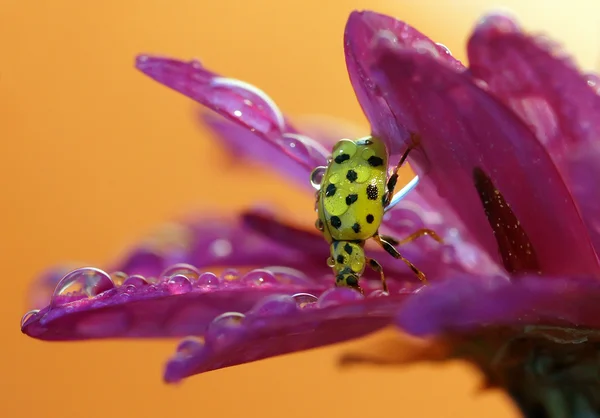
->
21;9;600;415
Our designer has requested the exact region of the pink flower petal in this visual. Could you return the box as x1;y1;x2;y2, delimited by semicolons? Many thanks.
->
367;43;600;277
344;10;464;155
202;113;315;190
136;56;329;172
467;14;600;254
163;288;413;382
22;266;327;340
396;274;600;337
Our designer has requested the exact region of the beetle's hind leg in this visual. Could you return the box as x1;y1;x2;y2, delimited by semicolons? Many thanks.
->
366;257;389;293
373;233;428;284
379;228;443;247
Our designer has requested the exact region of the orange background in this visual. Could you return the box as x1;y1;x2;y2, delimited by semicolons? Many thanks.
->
2;1;599;417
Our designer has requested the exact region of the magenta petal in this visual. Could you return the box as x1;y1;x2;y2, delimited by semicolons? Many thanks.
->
344;10;464;155
22;267;327;340
202;114;314;190
136;56;329;172
396;274;600;337
368;44;599;277
163;288;410;382
467;15;600;254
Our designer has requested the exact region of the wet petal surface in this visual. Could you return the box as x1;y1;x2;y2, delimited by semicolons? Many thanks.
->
396;274;600;337
344;10;464;155
164;288;414;382
22;266;327;340
136;56;330;172
368;43;599;277
467;14;600;254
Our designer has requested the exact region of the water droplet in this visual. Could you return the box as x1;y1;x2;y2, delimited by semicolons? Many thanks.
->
292;293;318;308
326;257;335;268
368;289;390;298
412;39;439;58
317;287;363;308
279;133;330;170
167;275;193;294
264;266;311;285
196;272;220;288
328;173;340;184
248;295;297;318
208;239;233;258
160;263;201;281
123;275;148;287
242;269;278;286
310;166;327;190
436;42;452;55
206;312;246;348
51;268;115;306
585;74;600;95
21;309;40;328
176;336;205;357
110;272;128;286
315;219;324;231
233;110;242;117
221;268;239;281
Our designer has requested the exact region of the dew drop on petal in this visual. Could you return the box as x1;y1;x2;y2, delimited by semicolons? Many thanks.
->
221;268;240;281
206;312;246;348
208;239;233;258
279;133;329;169
175;336;205;357
167;275;193;294
436;42;452;55
110;272;128;286
122;275;148;288
242;269;278;286
585;73;600;95
317;287;363;308
368;289;390;298
264;266;312;285
160;263;201;281
21;309;40;328
292;293;318;309
51;268;115;306
310;166;327;190
248;295;297;318
196;272;220;288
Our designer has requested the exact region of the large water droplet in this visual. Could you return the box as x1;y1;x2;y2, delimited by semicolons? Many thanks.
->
279;133;329;170
110;272;128;286
317;287;363;308
196;272;220;288
51;268;115;306
310;166;327;190
21;309;40;328
176;336;205;357
264;266;311;285
167;275;193;294
206;312;246;348
160;263;201;281
585;74;600;95
123;275;148;288
292;293;318;309
242;269;278;286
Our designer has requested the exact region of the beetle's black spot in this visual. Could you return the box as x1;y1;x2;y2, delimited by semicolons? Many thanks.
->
346;170;358;182
366;214;374;224
346;194;358;206
330;216;342;229
352;222;361;233
344;243;353;255
334;153;350;164
368;156;384;167
346;275;359;287
336;254;345;264
366;184;378;200
335;274;344;283
325;184;337;197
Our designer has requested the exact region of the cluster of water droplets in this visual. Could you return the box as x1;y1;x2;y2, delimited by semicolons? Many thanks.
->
20;263;316;329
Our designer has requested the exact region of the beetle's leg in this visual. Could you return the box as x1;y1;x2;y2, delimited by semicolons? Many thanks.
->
366;257;388;293
373;233;428;284
383;132;420;207
380;229;443;246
